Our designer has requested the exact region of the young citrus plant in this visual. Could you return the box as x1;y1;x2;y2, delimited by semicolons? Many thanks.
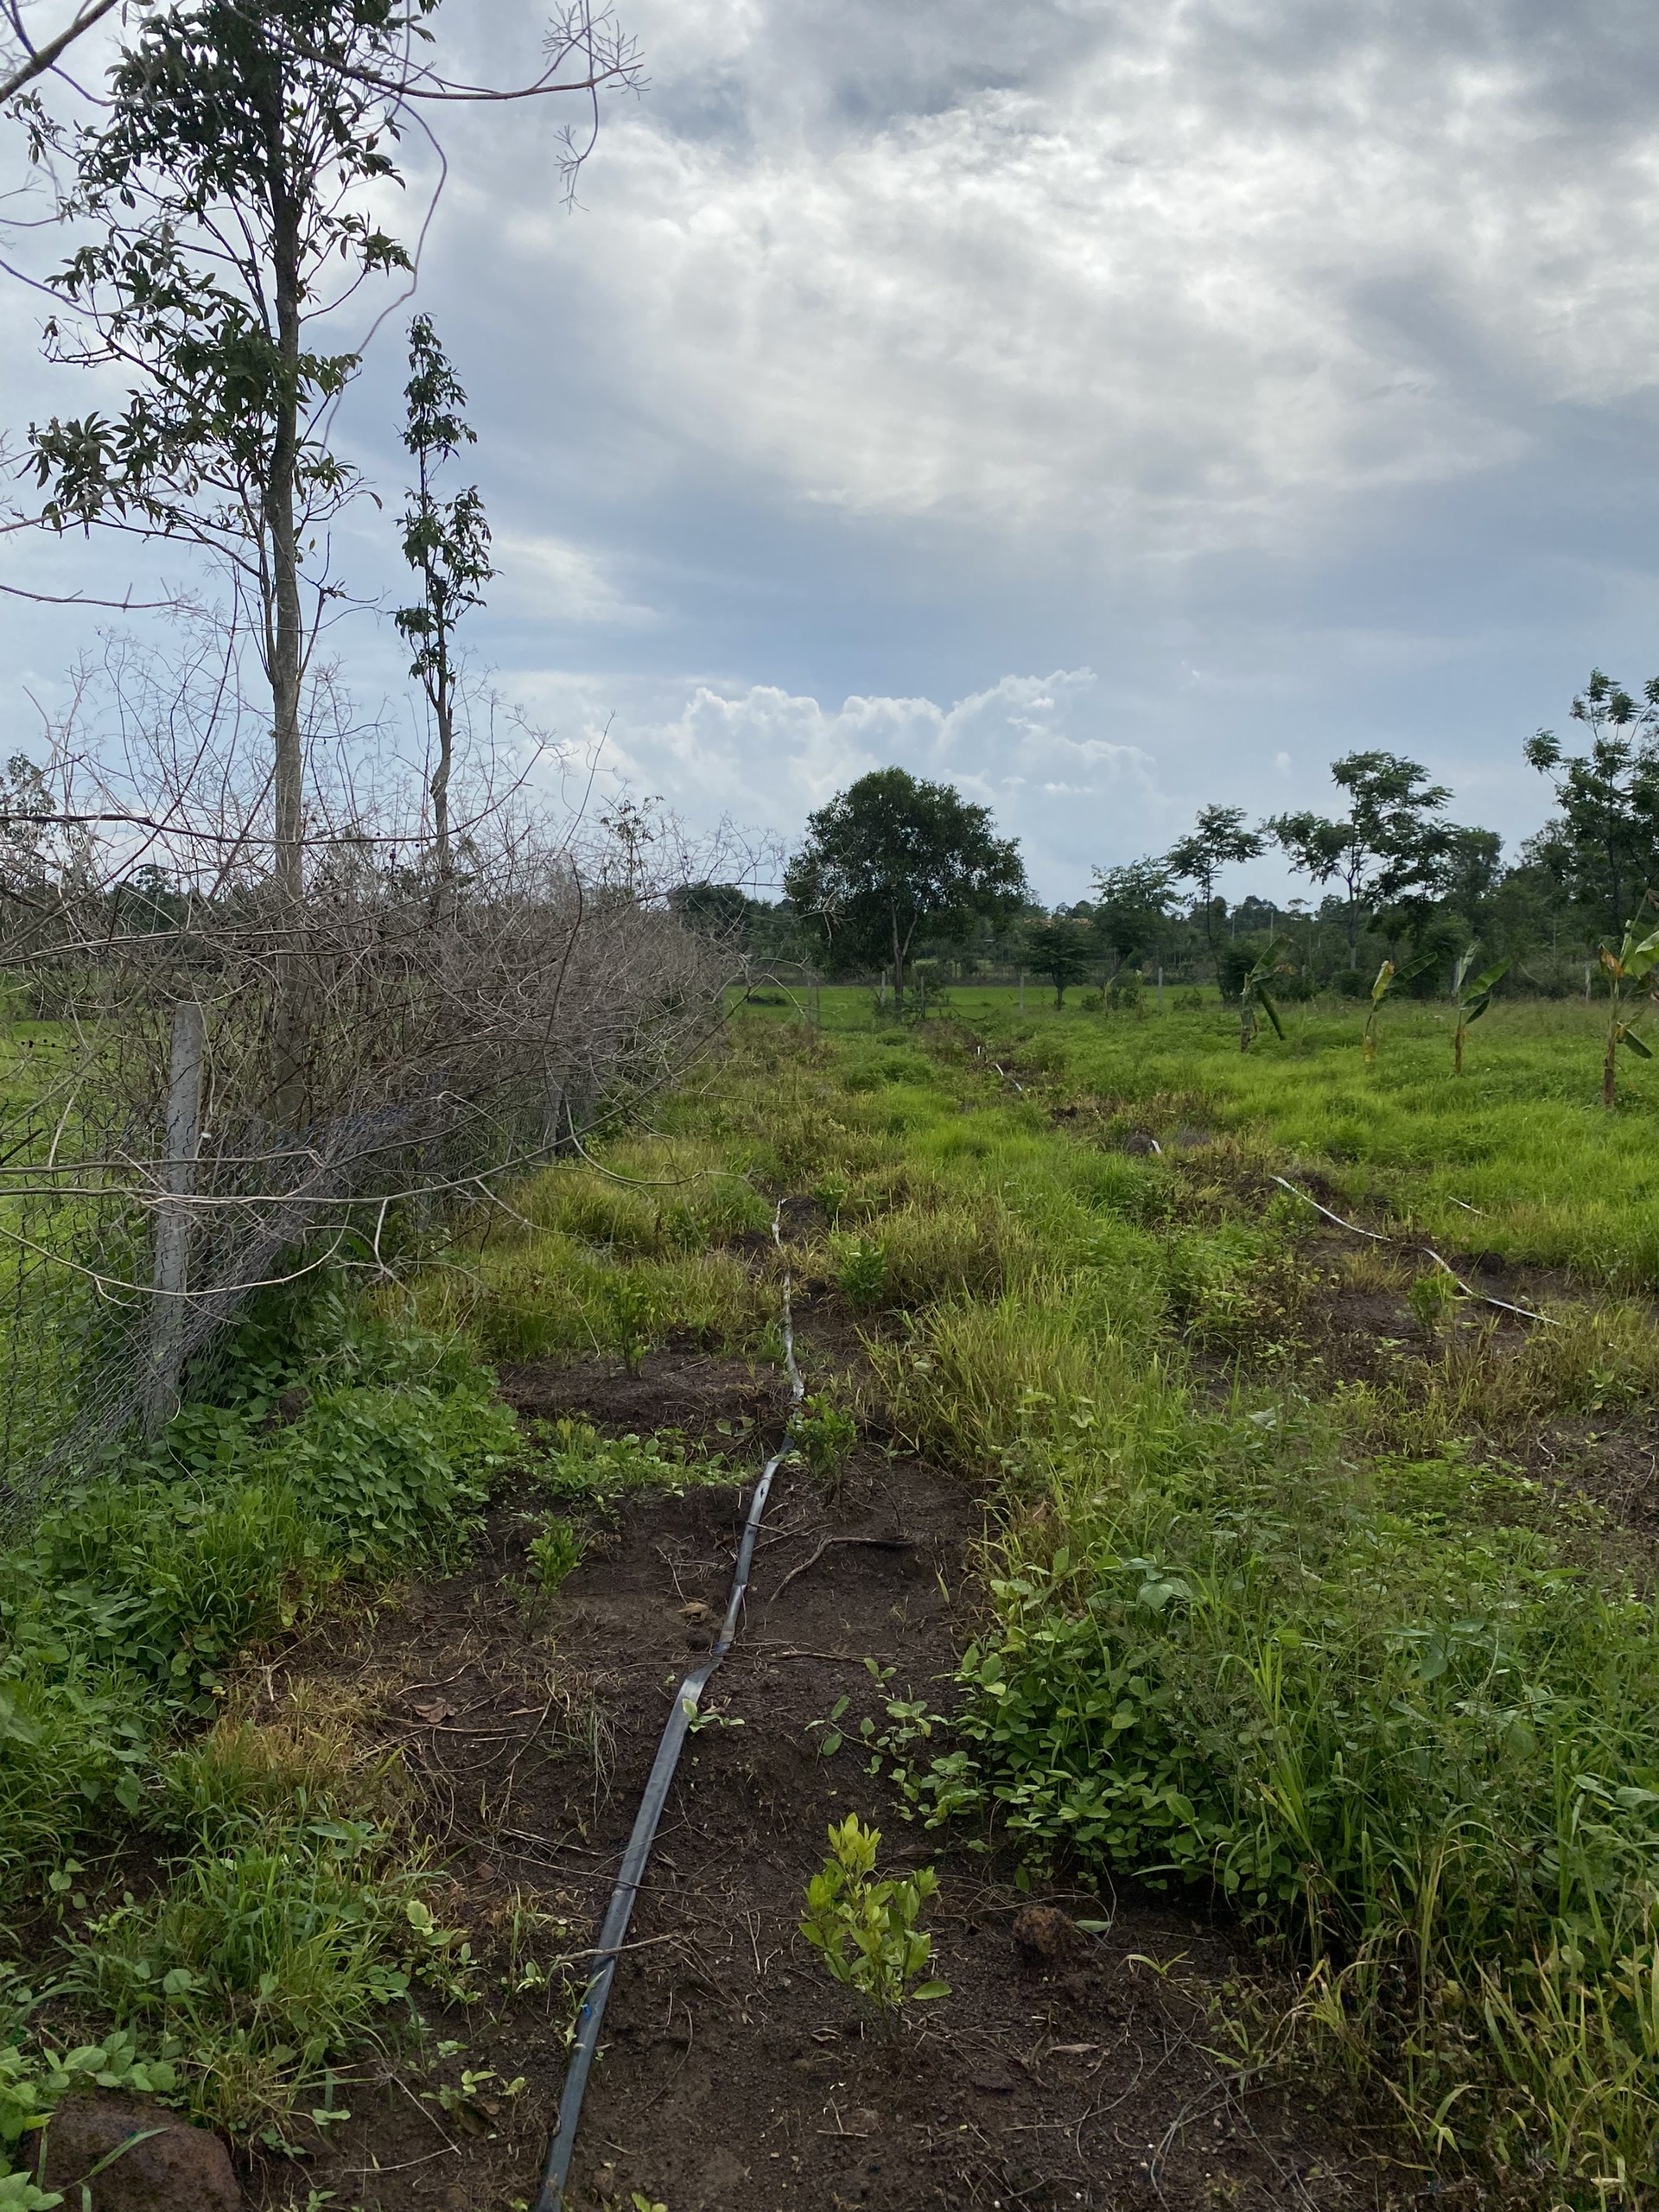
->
799;1814;948;2033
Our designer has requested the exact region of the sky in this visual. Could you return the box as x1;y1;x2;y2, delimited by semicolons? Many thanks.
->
5;0;1659;903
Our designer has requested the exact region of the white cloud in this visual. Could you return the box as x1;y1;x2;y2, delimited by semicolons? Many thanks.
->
517;664;1162;896
492;532;656;627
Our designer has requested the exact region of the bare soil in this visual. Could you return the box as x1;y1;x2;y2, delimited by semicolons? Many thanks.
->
233;1343;1422;2212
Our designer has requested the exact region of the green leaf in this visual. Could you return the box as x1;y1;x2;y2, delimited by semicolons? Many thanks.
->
909;1980;950;2001
1623;1029;1653;1059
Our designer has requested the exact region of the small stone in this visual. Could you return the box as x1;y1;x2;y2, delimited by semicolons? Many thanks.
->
41;2098;239;2212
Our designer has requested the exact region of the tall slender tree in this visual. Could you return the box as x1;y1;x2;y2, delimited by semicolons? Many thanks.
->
28;0;435;906
1165;805;1262;954
394;315;493;893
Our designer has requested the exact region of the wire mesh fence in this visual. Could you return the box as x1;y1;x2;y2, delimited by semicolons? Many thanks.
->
0;1060;567;1525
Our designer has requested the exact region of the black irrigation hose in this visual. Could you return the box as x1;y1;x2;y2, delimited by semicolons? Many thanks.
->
533;1206;806;2212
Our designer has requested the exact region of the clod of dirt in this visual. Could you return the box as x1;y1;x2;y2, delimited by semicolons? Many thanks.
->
40;2098;240;2212
678;1600;717;1626
969;2069;1015;2094
1012;1903;1079;1967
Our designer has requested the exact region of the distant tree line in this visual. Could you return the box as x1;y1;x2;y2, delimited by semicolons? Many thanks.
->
675;671;1659;1007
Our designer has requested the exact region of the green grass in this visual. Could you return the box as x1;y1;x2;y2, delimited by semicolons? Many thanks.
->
25;994;1638;2194
0;1291;515;2152
505;1001;1659;2203
784;983;1659;1287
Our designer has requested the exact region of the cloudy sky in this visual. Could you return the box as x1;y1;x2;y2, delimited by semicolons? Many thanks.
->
6;0;1659;900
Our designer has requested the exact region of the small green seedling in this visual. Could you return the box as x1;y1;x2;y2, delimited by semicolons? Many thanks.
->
1598;912;1659;1107
602;1274;660;1376
811;1176;849;1224
800;1813;949;2033
833;1235;887;1311
1407;1268;1460;1336
791;1392;858;1492
526;1519;583;1594
1452;948;1509;1075
809;1694;851;1758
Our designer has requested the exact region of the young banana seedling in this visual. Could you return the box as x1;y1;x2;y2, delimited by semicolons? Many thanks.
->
1599;911;1659;1107
1237;938;1292;1053
1452;949;1510;1075
1363;954;1432;1065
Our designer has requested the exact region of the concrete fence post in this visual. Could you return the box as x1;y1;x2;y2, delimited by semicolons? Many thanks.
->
144;999;205;1433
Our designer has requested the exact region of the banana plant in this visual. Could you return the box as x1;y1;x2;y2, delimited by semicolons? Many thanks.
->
1362;960;1395;1065
1599;913;1659;1107
1363;953;1431;1065
1237;938;1292;1052
1452;948;1510;1075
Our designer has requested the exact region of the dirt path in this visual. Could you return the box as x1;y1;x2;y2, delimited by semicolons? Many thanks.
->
251;1325;1414;2212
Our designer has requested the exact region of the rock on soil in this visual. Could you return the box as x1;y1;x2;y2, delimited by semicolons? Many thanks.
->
40;2098;240;2212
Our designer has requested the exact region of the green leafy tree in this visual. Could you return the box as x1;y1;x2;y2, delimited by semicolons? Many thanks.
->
1524;671;1659;944
669;881;751;939
1165;806;1262;955
1269;753;1454;963
784;769;1027;1004
394;315;493;892
1022;914;1094;1007
1090;859;1173;978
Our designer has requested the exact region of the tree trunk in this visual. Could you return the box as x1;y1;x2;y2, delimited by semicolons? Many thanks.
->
1605;1021;1618;1109
256;41;308;1127
432;676;454;885
268;194;303;906
890;909;905;1007
422;450;455;899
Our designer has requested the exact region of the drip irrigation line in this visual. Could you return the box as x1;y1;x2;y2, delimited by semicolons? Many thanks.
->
1269;1175;1556;1326
533;1203;806;2212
